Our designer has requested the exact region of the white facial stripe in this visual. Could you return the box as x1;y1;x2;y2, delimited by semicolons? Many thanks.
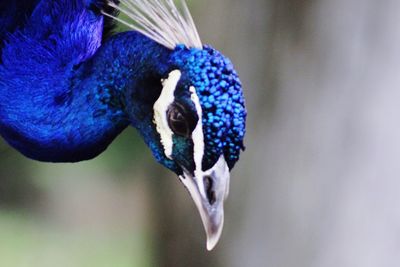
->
190;87;205;180
153;70;181;159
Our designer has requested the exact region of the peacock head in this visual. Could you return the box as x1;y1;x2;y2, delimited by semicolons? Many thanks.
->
104;0;246;250
149;44;246;250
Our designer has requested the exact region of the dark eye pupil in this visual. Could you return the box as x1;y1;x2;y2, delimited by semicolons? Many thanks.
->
172;111;184;121
167;104;190;137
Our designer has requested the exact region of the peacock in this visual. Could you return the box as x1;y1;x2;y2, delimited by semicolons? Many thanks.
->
0;0;246;250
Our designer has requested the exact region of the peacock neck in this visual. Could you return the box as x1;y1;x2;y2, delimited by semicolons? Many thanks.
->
82;32;176;166
82;31;173;127
0;31;173;162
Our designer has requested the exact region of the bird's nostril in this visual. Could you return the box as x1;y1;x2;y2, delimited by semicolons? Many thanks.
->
204;176;216;205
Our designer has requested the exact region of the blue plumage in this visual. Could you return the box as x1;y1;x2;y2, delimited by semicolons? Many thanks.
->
170;45;246;170
0;0;246;250
1;0;123;161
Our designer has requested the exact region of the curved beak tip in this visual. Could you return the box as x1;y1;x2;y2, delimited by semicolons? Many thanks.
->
206;218;224;251
179;156;230;251
207;236;219;251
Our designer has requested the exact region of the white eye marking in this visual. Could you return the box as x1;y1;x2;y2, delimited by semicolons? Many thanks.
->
153;70;181;159
190;86;205;178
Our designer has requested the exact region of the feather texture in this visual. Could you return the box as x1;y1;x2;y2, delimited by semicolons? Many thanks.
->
102;0;202;49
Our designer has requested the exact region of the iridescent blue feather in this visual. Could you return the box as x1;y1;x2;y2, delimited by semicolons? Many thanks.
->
0;0;247;250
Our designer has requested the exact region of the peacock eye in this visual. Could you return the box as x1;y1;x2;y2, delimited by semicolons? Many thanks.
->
167;103;196;138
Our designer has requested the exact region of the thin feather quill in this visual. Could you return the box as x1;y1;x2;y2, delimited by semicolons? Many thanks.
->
102;0;202;49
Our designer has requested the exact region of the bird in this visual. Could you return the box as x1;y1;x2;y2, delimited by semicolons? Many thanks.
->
0;0;246;250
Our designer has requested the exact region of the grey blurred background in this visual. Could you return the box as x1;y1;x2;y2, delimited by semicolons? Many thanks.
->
1;0;400;266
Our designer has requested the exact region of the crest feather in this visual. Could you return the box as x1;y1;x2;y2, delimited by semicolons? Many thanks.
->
102;0;202;49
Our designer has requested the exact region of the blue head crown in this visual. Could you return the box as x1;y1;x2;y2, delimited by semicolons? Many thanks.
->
171;45;247;170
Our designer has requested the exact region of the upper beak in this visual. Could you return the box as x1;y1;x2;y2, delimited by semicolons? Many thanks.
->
179;155;230;251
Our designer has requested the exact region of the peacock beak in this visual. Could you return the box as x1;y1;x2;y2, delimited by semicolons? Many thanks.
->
179;155;230;251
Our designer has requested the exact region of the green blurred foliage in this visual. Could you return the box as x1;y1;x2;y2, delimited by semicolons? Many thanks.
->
0;211;153;267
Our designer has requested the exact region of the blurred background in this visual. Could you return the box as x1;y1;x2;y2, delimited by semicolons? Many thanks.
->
1;0;400;266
